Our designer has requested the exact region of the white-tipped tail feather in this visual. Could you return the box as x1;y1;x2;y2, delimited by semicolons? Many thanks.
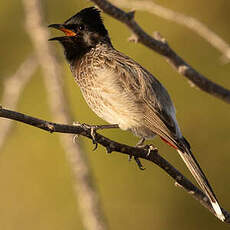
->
177;149;225;221
212;201;225;221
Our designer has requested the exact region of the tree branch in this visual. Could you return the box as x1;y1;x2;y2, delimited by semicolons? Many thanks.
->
112;0;230;63
0;106;229;223
91;0;230;104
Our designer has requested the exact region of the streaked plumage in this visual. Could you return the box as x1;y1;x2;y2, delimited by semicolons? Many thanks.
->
72;43;181;143
48;7;225;221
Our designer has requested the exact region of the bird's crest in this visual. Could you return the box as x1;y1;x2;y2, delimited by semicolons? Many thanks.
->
64;7;103;26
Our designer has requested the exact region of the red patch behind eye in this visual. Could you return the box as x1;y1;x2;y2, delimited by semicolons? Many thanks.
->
60;28;76;36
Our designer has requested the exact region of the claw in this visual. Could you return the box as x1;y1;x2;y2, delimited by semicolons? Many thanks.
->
90;126;96;141
72;134;79;144
128;154;133;161
73;122;118;151
80;124;98;150
128;137;146;169
92;142;98;151
89;126;98;151
134;157;145;170
146;144;158;156
92;144;98;151
106;145;112;154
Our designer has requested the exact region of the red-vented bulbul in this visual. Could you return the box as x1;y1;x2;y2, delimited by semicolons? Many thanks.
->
48;7;224;220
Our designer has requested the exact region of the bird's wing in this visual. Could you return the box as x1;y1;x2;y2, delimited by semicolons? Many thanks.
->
105;48;181;147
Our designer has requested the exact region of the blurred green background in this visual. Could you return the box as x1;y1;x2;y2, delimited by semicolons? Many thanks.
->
0;0;230;229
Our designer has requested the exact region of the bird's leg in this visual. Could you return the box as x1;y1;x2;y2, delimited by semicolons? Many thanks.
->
136;137;146;148
129;137;145;160
73;122;119;150
129;137;146;170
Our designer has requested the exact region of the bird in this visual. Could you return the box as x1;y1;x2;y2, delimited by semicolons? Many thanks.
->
48;7;225;221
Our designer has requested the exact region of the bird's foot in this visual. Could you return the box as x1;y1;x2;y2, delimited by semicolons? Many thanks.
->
145;144;158;156
134;156;145;170
129;137;146;161
84;124;98;150
129;138;158;170
72;122;81;144
72;122;97;149
72;134;79;144
128;137;146;170
73;122;119;150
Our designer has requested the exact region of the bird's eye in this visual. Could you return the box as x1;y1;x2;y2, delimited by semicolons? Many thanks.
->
78;24;85;31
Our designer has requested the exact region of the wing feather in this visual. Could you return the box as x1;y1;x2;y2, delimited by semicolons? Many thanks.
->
104;48;181;145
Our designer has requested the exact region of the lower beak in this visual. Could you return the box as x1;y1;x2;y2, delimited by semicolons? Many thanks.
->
48;37;65;41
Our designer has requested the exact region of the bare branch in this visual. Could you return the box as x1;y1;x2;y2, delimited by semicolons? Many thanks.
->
0;106;229;223
113;0;230;63
22;0;108;229
0;56;37;151
91;0;230;104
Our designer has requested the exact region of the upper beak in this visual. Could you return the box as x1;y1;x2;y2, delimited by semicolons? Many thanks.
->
48;24;63;30
48;24;77;41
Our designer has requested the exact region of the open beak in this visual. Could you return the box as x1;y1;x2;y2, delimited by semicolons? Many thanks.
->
48;24;76;41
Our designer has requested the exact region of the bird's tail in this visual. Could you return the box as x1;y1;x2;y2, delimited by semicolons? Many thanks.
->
177;145;225;221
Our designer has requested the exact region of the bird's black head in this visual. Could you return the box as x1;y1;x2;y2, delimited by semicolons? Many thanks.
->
48;7;111;62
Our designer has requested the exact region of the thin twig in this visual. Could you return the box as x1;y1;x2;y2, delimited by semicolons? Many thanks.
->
0;107;229;223
22;0;108;229
112;0;230;63
91;0;230;104
0;56;37;151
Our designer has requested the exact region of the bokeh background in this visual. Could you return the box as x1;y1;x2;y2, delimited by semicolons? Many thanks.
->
0;0;230;229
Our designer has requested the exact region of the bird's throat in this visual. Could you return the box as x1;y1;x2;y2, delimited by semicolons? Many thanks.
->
61;40;91;63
